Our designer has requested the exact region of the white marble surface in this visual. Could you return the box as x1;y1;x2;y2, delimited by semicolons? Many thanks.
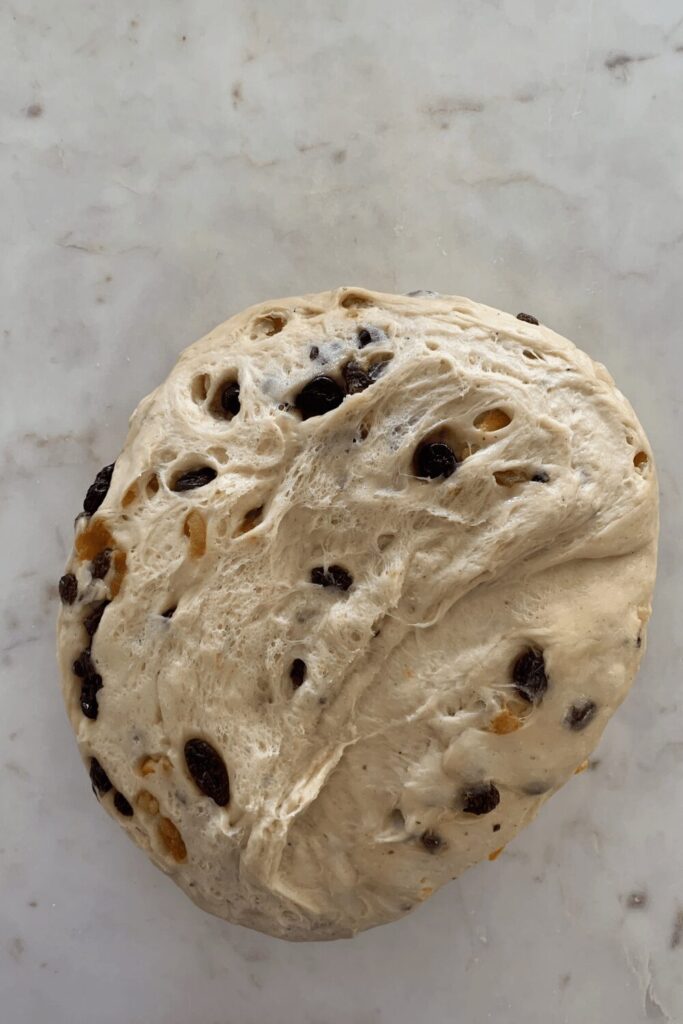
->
2;1;682;1021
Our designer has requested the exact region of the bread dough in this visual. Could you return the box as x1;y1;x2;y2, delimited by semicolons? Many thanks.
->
56;287;658;940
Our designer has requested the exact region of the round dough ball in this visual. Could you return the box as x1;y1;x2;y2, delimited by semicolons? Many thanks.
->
57;287;658;940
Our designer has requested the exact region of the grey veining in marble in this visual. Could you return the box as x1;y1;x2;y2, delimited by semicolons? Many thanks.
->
2;1;682;1022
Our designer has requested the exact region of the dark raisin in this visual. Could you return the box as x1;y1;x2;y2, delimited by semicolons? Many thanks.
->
290;658;307;688
636;633;642;649
516;312;539;325
73;649;94;679
161;606;176;619
84;600;110;637
220;381;240;417
414;441;457;480
294;376;344;419
80;673;103;720
531;471;550;483
90;549;112;579
184;739;230;806
113;791;134;816
59;573;78;605
343;361;373;395
421;830;443;853
512;647;549;704
492;823;501;832
89;757;112;795
564;700;597;731
310;565;353;591
357;326;384;348
172;466;217;492
462;782;500;816
83;463;115;515
309;345;319;360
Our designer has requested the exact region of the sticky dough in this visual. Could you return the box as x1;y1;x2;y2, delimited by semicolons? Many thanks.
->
57;287;658;940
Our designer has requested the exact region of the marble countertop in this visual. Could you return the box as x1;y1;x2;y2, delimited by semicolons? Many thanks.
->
2;2;682;1021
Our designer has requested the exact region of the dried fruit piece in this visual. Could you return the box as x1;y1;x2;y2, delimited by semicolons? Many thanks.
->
184;509;207;558
84;600;110;637
474;409;511;432
516;312;539;325
59;573;78;605
295;376;344;419
139;755;172;776
172;467;217;492
310;565;353;591
421;830;443;853
75;519;114;562
89;757;112;795
220;381;240;417
80;673;103;720
158;817;187;862
236;506;263;535
512;648;548;704
136;790;160;815
634;451;648;470
83;463;115;515
488;846;505;861
489;708;521;735
357;326;385;348
574;759;589;775
290;658;306;688
494;468;528;487
309;345;319;360
462;781;500;816
161;607;176;619
414;441;457;480
531;471;550;483
343;361;373;395
109;549;127;597
564;700;597;731
90;549;112;579
113;791;134;816
184;739;230;806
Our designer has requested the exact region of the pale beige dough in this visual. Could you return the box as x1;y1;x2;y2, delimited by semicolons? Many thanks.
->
57;287;658;940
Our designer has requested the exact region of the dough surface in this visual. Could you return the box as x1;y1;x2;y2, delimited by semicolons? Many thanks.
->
57;287;658;940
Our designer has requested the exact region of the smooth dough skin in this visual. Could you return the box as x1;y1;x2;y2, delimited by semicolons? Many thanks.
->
57;287;658;941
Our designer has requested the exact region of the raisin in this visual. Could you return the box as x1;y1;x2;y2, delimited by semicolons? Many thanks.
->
73;649;95;679
90;549;112;579
414;441;457;480
310;565;353;591
531;471;550;483
161;606;176;619
290;658;307;688
343;361;373;395
184;739;230;806
113;791;134;817
89;757;112;795
462;782;500;816
421;830;443;853
83;463;115;514
492;823;501;832
172;466;217;491
565;700;597;731
80;673;103;720
84;600;110;637
512;647;549;704
59;573;78;605
516;312;539;325
357;326;384;348
295;376;345;419
220;381;240;417
309;345;319;360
